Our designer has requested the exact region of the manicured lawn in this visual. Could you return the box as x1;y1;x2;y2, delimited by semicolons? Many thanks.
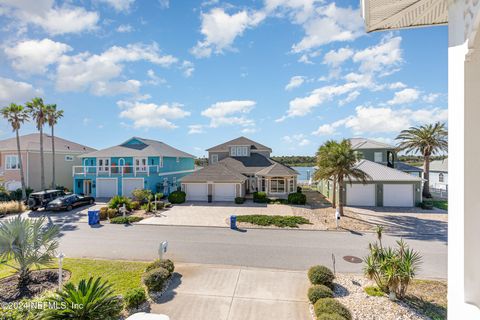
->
0;258;149;295
236;215;311;228
432;200;448;210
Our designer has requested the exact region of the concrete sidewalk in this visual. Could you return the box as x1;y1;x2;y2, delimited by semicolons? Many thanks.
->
150;264;311;320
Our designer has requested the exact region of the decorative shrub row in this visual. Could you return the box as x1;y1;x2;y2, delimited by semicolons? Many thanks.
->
145;259;175;274
109;216;143;224
308;265;335;288
142;259;175;293
124;287;147;310
314;298;352;320
235;197;245;204
308;284;334;304
168;191;186;204
236;215;310;228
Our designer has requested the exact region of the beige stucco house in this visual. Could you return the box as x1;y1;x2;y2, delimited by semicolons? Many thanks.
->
0;133;95;191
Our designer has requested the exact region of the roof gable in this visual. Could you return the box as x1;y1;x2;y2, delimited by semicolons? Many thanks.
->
0;133;95;153
349;138;395;150
121;137;149;150
206;136;272;152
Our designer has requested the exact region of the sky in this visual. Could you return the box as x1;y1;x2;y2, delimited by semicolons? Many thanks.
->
0;0;448;157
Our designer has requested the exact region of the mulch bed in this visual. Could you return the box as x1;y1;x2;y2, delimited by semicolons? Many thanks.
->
0;269;71;303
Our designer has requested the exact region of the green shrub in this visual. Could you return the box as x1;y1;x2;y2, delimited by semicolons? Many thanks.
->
145;259;175;275
297;186;302;193
108;195;132;211
110;216;143;224
317;313;348;320
107;208;118;219
308;265;335;287
154;201;165;210
168;191;186;204
130;201;141;210
253;192;268;203
236;215;311;228
314;298;352;320
131;189;152;203
9;188;23;201
154;193;164;200
235;197;245;204
308;284;334;303
124;287;147;310
364;286;384;297
288;192;307;205
419;199;434;210
142;267;170;292
99;207;109;220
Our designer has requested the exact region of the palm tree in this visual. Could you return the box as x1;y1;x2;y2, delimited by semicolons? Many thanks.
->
26;97;47;190
314;139;371;215
1;104;29;199
45;104;64;189
0;216;59;289
395;122;448;198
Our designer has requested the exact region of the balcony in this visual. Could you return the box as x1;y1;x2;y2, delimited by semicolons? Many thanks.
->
73;165;160;177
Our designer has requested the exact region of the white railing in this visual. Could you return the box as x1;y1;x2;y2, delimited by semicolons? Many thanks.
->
72;165;160;177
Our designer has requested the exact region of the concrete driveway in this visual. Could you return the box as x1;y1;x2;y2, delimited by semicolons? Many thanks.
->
150;264;310;320
19;201;107;224
139;202;304;227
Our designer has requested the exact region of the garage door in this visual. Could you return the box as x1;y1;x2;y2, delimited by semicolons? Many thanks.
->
214;183;236;201
96;178;117;198
122;178;143;198
186;183;208;201
383;184;414;207
346;184;376;206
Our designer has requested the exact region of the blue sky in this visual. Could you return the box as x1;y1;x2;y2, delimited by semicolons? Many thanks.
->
0;0;447;157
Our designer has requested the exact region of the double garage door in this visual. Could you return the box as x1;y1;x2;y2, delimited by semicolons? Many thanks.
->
96;178;143;198
346;184;414;207
185;183;237;202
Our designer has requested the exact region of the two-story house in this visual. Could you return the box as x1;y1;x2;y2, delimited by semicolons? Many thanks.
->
73;137;195;198
318;138;424;207
181;137;298;201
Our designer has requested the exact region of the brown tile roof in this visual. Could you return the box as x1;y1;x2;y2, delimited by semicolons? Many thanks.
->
0;133;95;153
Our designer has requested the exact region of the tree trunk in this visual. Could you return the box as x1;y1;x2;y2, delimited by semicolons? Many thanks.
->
51;125;56;188
40;127;45;190
17;268;31;291
422;155;432;198
338;177;344;216
331;179;337;208
16;129;27;200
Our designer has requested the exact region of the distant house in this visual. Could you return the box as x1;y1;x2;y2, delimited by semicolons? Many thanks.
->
0;133;95;191
422;158;448;191
317;138;424;207
181;137;299;201
73;137;195;198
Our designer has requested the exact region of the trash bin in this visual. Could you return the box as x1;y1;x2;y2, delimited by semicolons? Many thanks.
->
88;210;100;225
230;215;237;229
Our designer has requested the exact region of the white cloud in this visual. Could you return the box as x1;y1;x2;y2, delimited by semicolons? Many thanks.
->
241;127;257;134
285;76;306;91
118;100;190;129
116;24;134;32
158;0;169;9
283;133;310;146
298;49;321;64
181;60;195;77
4;38;72;75
423;93;440;103
146;69;166;86
191;8;265;58
387;88;420;105
188;124;205;134
201;100;256;128
90;80;141;96
312;118;346;136
98;0;135;12
0;77;42;104
323;47;353;67
388;82;407;89
352;36;402;74
338;90;360;106
0;1;99;35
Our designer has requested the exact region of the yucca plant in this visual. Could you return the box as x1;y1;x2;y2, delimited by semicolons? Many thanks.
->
0;216;59;289
41;277;123;320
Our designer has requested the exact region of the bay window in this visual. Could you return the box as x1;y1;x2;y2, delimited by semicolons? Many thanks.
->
270;177;286;193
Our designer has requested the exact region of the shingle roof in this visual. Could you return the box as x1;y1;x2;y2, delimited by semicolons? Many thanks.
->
256;162;298;176
206;136;272;152
219;153;273;175
79;137;194;158
421;159;447;172
349;137;395;150
181;163;247;183
352;160;423;182
0;133;95;153
396;162;423;172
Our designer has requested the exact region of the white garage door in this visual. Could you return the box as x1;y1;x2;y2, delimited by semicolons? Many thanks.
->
383;184;414;207
346;184;376;206
186;183;208;201
96;178;117;198
214;183;236;201
122;178;144;198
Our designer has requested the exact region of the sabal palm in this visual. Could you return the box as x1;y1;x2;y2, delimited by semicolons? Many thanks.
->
1;103;29;199
26;97;48;190
45;104;64;188
396;122;448;198
41;277;123;320
314;139;370;215
0;216;59;288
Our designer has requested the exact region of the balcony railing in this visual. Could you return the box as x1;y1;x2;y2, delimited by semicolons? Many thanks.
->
73;165;160;177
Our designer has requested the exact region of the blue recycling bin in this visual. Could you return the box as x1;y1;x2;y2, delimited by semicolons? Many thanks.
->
88;210;100;225
230;215;237;229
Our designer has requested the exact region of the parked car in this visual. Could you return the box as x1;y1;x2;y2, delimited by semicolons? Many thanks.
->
46;194;95;211
27;190;65;211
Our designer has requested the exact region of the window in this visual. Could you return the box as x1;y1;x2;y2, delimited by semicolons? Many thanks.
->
65;155;74;161
135;157;147;172
270;177;286;193
289;179;294;192
439;173;444;182
211;154;218;164
5;155;20;170
176;157;180;163
260;177;266;192
98;158;110;172
230;146;248;157
374;152;383;163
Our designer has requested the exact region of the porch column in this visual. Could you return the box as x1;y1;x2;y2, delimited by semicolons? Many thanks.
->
448;0;480;317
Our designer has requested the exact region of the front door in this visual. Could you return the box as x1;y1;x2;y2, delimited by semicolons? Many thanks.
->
83;180;92;196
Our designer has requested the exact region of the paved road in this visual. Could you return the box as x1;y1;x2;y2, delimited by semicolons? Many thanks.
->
56;222;447;279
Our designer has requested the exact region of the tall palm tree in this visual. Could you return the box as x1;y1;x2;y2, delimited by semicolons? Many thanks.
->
314;139;371;215
46;104;64;188
26;97;47;190
1;104;29;199
395;122;448;198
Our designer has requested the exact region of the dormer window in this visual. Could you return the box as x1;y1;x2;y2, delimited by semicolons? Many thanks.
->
231;146;248;157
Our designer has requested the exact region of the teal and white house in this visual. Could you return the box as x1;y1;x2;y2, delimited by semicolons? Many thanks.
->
72;137;195;198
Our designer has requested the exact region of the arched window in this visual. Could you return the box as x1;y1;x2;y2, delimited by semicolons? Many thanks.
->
439;173;444;182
